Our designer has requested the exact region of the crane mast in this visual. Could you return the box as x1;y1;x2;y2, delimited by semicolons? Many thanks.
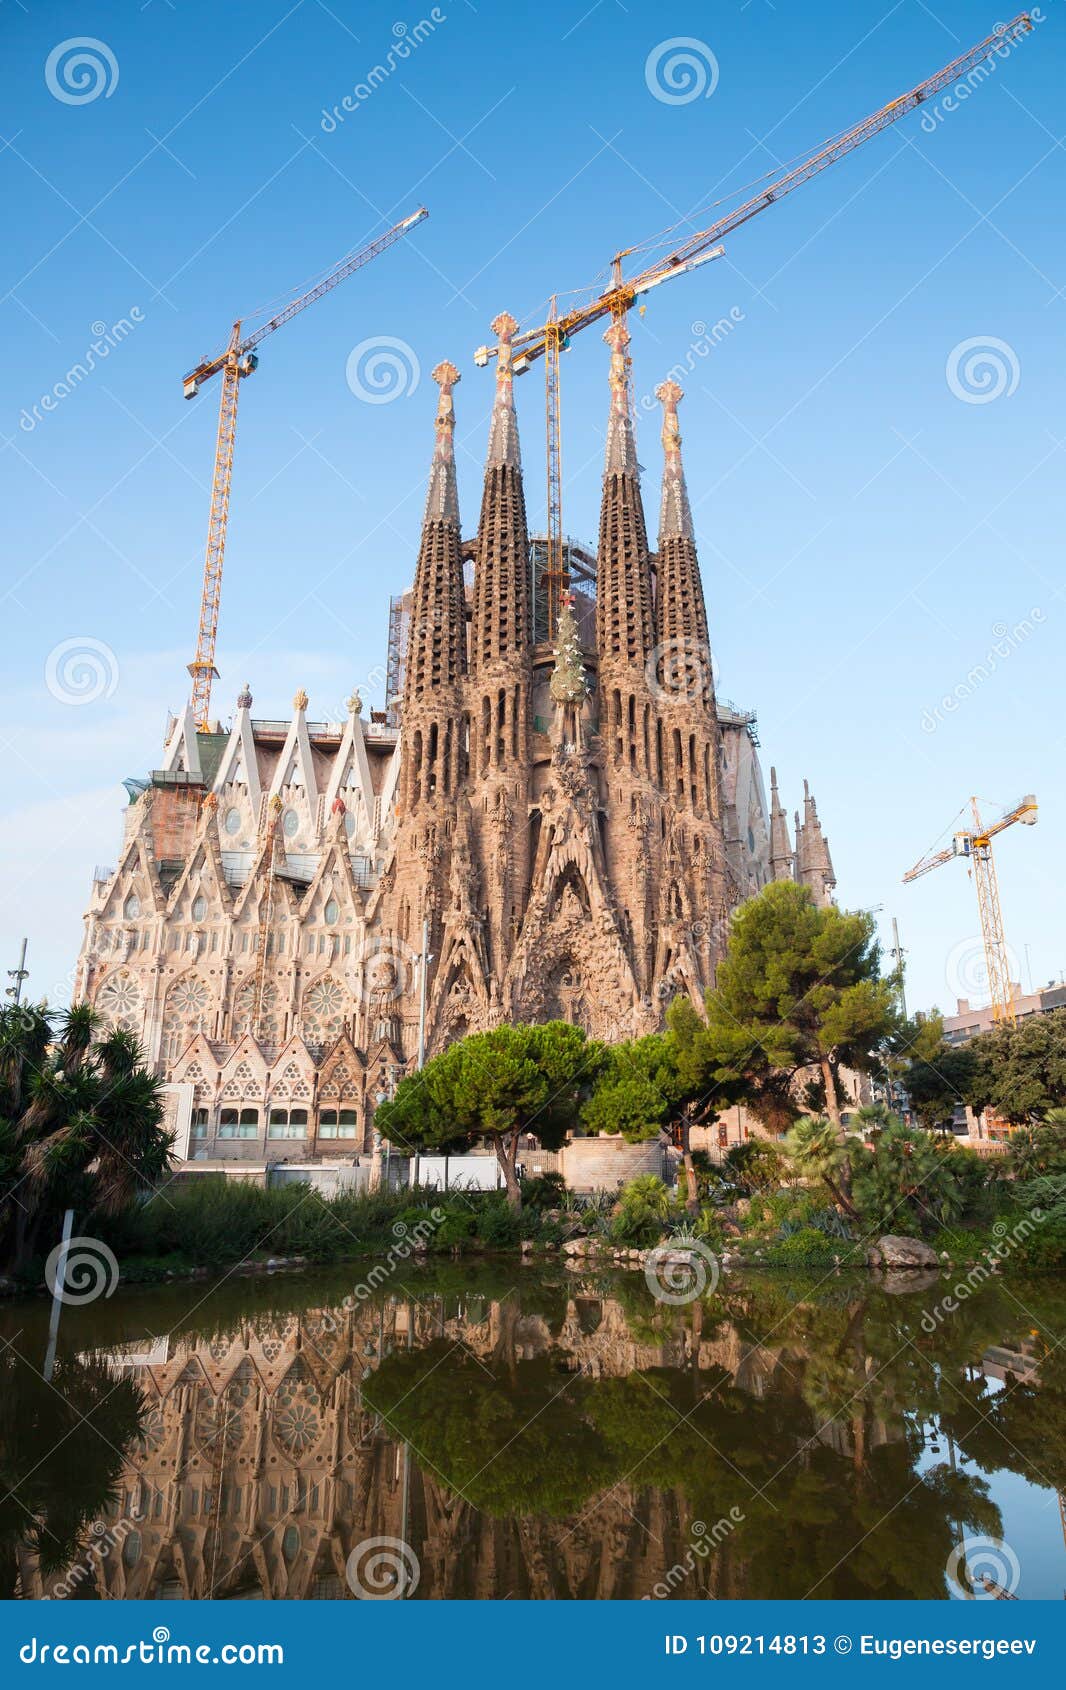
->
184;207;428;729
474;14;1034;633
903;795;1038;1025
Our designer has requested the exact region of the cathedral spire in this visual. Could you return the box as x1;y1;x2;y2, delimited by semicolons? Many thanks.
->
406;362;467;700
485;311;521;470
653;380;709;676
796;779;836;906
656;378;694;543
596;314;654;666
424;359;461;527
768;766;794;881
472;313;530;672
603;314;638;477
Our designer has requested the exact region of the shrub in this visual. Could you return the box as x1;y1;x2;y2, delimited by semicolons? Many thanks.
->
610;1174;671;1247
724;1138;785;1194
763;1226;841;1267
475;1195;524;1249
520;1171;568;1212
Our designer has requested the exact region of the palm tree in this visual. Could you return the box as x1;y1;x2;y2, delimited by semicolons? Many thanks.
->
0;1003;173;1276
785;1116;861;1221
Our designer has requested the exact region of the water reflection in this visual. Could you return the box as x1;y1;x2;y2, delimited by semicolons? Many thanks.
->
4;1265;1065;1600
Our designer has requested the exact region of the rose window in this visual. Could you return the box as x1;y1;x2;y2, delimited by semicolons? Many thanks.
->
96;970;142;1031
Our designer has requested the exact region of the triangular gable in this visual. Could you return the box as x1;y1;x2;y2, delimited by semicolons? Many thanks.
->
212;702;262;813
218;1035;269;1090
296;837;363;924
170;1033;218;1089
316;1031;365;1100
266;1034;315;1102
268;704;318;804
323;712;375;838
97;832;165;923
161;705;202;779
165;828;233;919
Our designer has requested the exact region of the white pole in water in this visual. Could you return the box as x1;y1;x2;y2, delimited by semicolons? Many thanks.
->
42;1207;75;1384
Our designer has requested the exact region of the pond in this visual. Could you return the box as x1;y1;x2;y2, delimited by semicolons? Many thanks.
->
2;1260;1064;1600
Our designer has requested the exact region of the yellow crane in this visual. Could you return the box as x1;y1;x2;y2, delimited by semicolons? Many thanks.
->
473;14;1035;641
903;795;1038;1025
182;206;428;729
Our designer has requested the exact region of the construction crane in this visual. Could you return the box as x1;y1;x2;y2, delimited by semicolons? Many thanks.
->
903;795;1038;1025
474;14;1034;640
182;206;428;729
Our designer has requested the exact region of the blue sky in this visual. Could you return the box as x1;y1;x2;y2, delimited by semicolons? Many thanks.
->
2;0;1063;1018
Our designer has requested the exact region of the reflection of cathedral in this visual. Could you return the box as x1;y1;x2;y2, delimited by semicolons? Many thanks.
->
74;319;834;1163
16;1284;881;1602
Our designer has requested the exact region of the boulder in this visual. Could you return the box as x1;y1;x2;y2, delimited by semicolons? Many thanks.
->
867;1234;940;1271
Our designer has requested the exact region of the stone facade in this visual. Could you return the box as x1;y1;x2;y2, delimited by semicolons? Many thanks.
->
74;334;833;1162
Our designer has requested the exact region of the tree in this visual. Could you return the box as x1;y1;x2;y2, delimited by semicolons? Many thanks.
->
889;1011;977;1130
698;881;899;1125
0;1003;173;1276
375;1021;600;1209
785;1117;861;1221
965;1007;1066;1123
850;1118;966;1237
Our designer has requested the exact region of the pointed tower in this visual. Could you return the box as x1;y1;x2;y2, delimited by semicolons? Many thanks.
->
468;313;534;981
399;361;468;815
593;314;659;994
795;780;836;907
768;766;794;882
647;380;726;1005
472;312;530;675
596;314;655;669
379;363;490;1063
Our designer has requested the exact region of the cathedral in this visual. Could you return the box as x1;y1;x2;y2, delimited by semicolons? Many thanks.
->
73;314;835;1163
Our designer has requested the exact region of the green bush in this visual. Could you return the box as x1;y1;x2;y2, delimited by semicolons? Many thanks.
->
724;1138;786;1194
475;1195;524;1249
1012;1211;1066;1273
763;1227;841;1267
99;1178;437;1267
520;1171;568;1212
609;1174;671;1247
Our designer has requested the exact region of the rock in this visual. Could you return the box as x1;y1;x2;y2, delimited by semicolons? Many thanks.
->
561;1239;585;1257
867;1234;940;1270
735;1198;752;1219
880;1267;941;1295
520;1240;534;1254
